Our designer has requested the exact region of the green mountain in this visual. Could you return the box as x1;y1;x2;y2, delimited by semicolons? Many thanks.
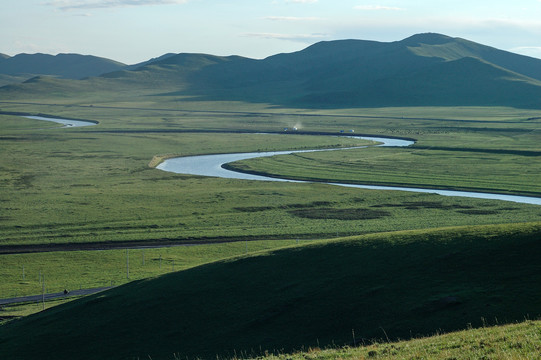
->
124;52;177;71
1;222;540;360
2;33;541;108
0;53;126;80
170;33;541;108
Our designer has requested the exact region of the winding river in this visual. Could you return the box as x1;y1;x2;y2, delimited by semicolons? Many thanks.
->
157;137;541;205
25;115;541;205
25;115;97;127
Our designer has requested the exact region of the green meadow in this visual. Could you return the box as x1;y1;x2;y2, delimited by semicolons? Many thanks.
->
1;93;541;358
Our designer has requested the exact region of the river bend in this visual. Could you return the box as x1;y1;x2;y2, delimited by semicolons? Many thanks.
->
23;115;541;205
157;136;541;206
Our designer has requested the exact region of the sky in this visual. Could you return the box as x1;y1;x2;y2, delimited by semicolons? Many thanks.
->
2;0;541;65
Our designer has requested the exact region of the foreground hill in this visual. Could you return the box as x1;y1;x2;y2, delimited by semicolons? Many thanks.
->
2;33;541;108
1;222;540;359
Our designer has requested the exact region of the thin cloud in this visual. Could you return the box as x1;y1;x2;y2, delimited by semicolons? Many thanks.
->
265;16;321;21
242;32;327;41
286;0;318;3
44;0;188;11
354;5;404;11
510;46;541;59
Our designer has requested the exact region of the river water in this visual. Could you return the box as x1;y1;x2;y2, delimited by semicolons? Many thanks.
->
25;115;97;127
158;136;541;206
24;115;541;205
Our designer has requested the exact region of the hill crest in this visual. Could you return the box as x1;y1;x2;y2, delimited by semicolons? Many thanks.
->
3;33;541;108
0;53;126;80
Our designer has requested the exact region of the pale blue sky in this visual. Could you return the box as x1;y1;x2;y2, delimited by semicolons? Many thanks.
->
2;0;541;64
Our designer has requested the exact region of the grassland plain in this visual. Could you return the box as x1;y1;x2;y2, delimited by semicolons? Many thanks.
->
2;109;540;249
0;222;540;359
1;103;541;286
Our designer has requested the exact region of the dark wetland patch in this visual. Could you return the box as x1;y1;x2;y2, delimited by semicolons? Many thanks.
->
457;209;501;215
234;206;274;212
289;207;390;220
371;201;473;210
279;201;333;209
234;201;333;213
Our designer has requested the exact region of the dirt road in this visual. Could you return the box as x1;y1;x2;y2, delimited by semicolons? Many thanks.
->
0;286;113;306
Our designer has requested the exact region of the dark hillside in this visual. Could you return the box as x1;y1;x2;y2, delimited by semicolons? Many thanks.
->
3;33;541;108
405;33;541;81
0;53;125;79
1;222;540;360
124;53;176;70
162;33;541;108
298;56;541;107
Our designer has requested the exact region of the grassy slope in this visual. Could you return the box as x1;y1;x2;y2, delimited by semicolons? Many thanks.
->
262;319;541;359
1;222;540;360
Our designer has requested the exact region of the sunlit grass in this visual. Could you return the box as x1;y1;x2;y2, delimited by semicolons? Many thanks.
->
259;320;541;360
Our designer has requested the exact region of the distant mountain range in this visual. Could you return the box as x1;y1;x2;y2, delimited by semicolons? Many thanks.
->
2;33;541;108
0;53;125;82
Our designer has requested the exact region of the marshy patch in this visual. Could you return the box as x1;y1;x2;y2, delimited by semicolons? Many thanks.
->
14;174;35;189
234;206;274;212
235;201;333;213
279;201;333;210
372;201;474;210
289;207;390;220
498;207;520;211
70;183;94;187
456;209;500;215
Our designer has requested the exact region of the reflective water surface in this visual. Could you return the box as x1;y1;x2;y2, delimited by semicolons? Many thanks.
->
158;136;541;206
25;115;97;127
27;116;540;205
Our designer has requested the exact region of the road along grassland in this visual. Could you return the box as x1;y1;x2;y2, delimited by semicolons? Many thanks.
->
0;239;296;301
